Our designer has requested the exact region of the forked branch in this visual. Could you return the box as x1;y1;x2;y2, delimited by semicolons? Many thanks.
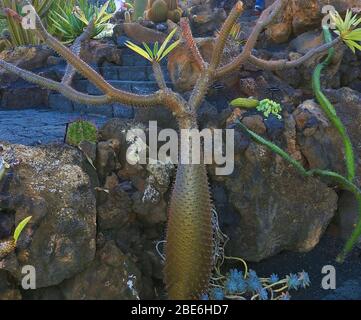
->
210;1;244;70
0;59;111;105
215;0;287;78
248;37;341;70
62;20;95;86
0;1;346;120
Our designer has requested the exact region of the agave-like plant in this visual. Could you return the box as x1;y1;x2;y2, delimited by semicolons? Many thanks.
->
48;0;115;43
330;9;361;53
125;27;180;63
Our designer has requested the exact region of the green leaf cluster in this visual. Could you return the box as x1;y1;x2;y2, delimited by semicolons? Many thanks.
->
330;9;361;53
125;27;180;62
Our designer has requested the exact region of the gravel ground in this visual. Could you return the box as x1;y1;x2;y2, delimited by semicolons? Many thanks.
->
245;234;361;300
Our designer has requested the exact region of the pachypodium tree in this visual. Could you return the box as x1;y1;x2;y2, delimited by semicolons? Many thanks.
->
0;0;348;299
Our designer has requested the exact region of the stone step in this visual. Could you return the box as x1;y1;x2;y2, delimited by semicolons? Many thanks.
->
48;93;135;118
0;109;108;146
98;65;171;82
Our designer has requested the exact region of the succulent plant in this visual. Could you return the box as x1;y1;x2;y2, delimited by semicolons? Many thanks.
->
48;0;115;43
134;0;148;19
65;120;98;147
230;97;260;109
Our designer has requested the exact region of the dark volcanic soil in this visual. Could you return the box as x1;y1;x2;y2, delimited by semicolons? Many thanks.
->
246;235;361;300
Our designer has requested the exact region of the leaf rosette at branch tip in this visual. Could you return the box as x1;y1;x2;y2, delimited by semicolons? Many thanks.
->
125;27;180;62
330;9;361;53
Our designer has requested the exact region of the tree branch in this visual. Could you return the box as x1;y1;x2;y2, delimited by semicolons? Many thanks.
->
180;18;206;70
187;1;245;111
0;59;111;105
62;20;95;86
215;0;287;79
247;37;341;70
210;1;244;70
152;61;167;89
2;3;168;109
20;2;163;109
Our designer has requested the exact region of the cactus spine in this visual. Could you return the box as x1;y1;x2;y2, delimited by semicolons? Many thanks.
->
164;116;213;299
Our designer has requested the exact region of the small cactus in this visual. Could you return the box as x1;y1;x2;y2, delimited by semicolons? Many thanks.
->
124;10;132;23
167;8;182;23
146;0;168;23
134;0;148;19
65;120;98;147
167;0;178;10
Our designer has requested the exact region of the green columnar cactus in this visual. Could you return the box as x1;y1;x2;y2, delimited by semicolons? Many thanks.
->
124;10;132;23
65;120;98;147
134;0;148;19
146;0;168;23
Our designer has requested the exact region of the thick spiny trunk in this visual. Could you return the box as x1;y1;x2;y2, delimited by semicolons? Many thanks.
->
164;115;213;299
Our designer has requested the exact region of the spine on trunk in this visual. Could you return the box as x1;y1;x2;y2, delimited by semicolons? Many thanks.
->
164;162;213;299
